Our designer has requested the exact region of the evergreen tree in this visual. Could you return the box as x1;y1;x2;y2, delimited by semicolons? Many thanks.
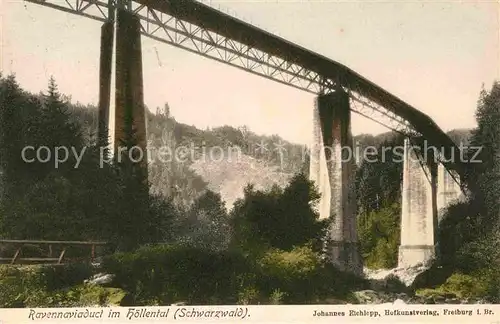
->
0;75;24;191
0;75;44;189
40;77;82;148
113;96;151;251
28;77;85;179
230;173;326;254
354;133;403;269
357;203;400;268
437;82;500;273
468;82;500;227
180;190;231;251
355;133;404;216
0;76;92;239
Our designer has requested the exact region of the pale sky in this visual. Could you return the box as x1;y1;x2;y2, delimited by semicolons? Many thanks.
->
1;0;499;144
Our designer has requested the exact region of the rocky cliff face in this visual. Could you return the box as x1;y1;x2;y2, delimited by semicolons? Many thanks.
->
190;152;294;209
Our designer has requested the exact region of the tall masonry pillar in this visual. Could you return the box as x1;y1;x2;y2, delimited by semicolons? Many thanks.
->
114;9;147;168
97;7;148;170
97;19;114;147
310;97;330;220
398;138;437;268
310;89;362;275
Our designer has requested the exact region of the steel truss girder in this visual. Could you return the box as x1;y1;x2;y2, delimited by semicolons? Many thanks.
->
24;0;417;135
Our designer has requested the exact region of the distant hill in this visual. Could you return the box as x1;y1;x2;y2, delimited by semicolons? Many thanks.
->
447;128;472;146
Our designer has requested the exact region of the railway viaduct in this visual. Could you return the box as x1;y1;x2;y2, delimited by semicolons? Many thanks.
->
24;0;467;274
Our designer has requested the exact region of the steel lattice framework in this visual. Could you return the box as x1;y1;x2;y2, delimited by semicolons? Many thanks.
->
23;0;415;136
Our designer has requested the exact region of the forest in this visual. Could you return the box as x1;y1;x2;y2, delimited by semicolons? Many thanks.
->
0;73;498;306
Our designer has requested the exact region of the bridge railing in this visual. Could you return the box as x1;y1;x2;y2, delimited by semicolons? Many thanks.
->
0;240;108;265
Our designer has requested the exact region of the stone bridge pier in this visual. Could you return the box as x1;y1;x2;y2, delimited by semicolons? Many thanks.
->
398;138;464;268
309;90;362;275
98;6;147;168
398;138;437;268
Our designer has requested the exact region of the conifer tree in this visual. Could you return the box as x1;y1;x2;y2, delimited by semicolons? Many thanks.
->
113;99;151;251
0;75;24;191
469;82;500;228
182;190;230;251
230;173;326;254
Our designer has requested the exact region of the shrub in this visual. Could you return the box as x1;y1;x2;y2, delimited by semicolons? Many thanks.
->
39;263;95;291
25;284;126;307
77;285;127;306
416;271;500;302
257;245;367;303
441;273;489;299
357;204;400;269
454;232;500;273
0;266;27;307
257;246;320;302
0;264;123;307
237;286;261;305
101;244;256;305
269;289;286;305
